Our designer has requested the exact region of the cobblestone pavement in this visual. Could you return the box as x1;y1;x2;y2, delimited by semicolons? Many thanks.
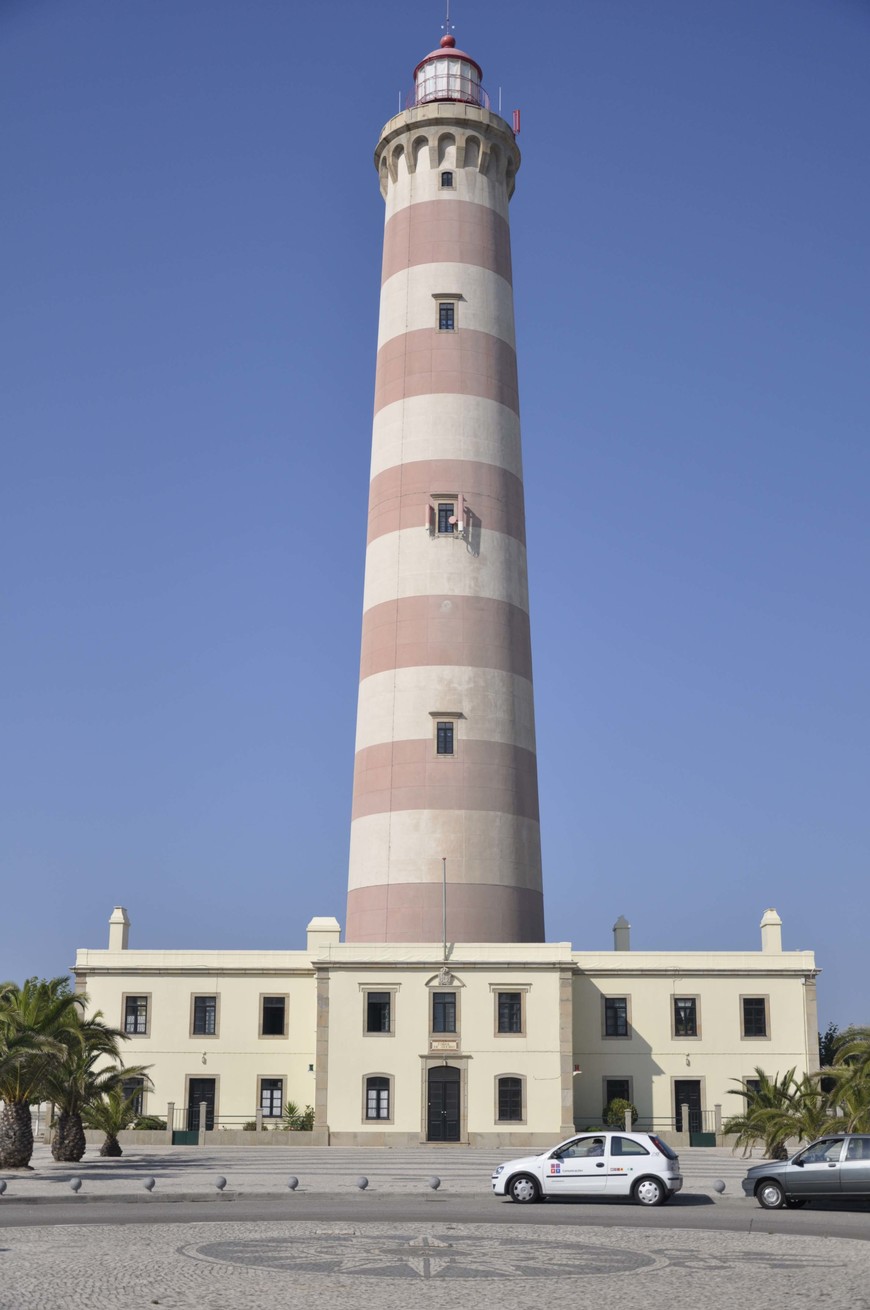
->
2;1143;755;1199
1;1217;867;1310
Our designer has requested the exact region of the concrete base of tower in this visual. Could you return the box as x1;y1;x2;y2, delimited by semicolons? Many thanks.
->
345;882;545;943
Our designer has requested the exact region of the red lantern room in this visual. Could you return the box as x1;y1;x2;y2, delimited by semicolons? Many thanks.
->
414;34;487;108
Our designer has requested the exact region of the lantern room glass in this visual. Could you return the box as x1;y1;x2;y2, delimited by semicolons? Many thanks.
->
416;57;481;106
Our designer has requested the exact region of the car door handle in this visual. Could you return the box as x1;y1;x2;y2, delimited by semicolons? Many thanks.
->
596;1162;605;1168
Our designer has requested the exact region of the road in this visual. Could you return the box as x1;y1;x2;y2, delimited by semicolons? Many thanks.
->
1;1146;868;1309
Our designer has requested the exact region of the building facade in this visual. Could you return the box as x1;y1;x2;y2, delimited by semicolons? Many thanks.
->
72;906;818;1146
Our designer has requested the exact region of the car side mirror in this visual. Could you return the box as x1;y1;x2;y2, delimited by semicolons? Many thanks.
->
794;1159;804;1167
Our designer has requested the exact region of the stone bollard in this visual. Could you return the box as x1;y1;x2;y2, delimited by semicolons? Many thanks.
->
287;1177;299;1191
428;1176;441;1190
144;1178;156;1192
69;1178;82;1194
355;1176;369;1190
0;1180;7;1196
198;1101;208;1147
166;1102;175;1146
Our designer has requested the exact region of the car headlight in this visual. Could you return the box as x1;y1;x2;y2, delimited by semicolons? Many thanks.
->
492;1165;505;1176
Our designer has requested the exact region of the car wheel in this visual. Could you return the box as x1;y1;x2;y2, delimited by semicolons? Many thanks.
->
756;1180;786;1209
508;1173;540;1204
633;1177;665;1207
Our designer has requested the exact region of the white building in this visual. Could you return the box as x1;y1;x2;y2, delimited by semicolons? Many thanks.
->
72;906;818;1147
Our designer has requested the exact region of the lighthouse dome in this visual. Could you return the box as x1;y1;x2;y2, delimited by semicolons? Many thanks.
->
414;34;487;108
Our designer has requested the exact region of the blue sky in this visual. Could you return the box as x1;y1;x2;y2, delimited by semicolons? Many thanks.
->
2;1;867;1030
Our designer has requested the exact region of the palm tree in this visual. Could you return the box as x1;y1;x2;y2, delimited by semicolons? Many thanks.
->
822;1026;870;1132
723;1067;799;1159
82;1080;153;1156
43;1013;138;1162
0;978;83;1169
756;1072;833;1148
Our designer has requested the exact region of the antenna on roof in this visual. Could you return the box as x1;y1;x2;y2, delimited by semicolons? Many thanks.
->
442;0;455;38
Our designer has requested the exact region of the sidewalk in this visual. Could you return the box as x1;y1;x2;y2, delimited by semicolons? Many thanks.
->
1;1143;755;1201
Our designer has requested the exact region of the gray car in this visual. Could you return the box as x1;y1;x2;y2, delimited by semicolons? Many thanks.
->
742;1134;870;1208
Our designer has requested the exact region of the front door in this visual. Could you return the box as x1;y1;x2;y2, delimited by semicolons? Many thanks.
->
427;1066;460;1141
788;1138;845;1197
542;1135;609;1196
674;1080;702;1133
187;1078;216;1131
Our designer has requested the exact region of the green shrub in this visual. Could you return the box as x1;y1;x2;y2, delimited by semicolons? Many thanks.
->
602;1098;638;1128
281;1101;315;1131
132;1116;166;1131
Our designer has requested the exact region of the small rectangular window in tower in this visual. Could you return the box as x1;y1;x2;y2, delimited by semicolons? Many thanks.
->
436;721;455;756
440;170;454;188
438;302;455;331
437;501;456;534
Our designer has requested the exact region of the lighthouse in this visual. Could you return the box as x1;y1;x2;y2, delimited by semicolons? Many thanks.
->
346;32;544;944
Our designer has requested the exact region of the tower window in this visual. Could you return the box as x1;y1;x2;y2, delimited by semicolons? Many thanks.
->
440;170;454;188
436;721;455;755
438;302;455;331
437;501;455;534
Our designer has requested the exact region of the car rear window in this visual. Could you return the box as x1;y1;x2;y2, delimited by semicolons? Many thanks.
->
649;1135;678;1160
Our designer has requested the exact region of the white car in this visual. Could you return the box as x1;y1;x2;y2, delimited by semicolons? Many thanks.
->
492;1130;683;1206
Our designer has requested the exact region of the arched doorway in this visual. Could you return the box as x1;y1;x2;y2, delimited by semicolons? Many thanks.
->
427;1065;460;1141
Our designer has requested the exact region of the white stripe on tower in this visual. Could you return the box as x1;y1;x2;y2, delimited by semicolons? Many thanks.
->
346;38;544;943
